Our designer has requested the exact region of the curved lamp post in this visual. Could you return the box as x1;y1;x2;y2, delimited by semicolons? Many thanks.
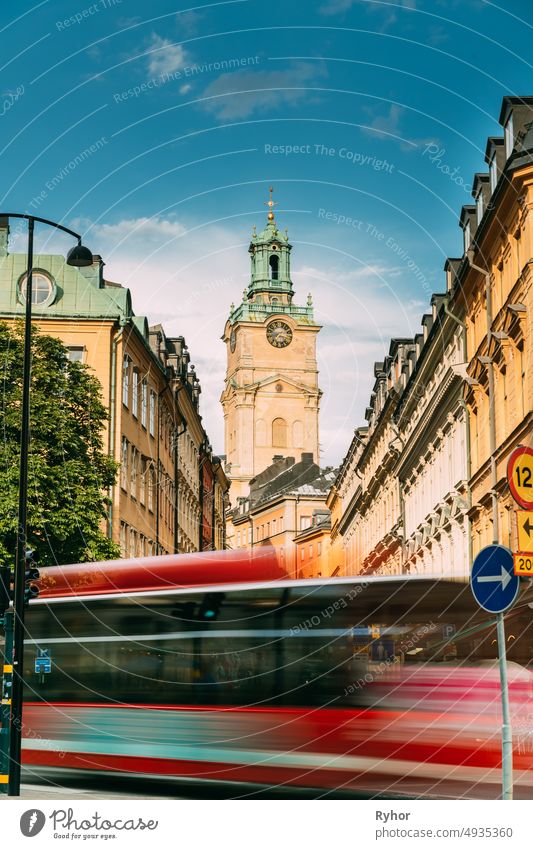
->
0;214;92;797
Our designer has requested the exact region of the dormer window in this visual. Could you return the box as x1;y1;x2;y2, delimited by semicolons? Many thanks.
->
504;113;514;158
476;190;484;224
489;152;498;193
18;270;55;307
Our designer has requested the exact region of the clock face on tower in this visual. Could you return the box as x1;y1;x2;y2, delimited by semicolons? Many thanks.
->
267;320;293;348
230;328;236;352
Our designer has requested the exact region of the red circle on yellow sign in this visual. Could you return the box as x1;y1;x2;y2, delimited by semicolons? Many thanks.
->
507;446;533;510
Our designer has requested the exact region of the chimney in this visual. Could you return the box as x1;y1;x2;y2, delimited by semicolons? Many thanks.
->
301;452;314;464
272;455;284;463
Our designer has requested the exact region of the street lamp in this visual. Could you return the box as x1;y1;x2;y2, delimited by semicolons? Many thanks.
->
0;213;92;797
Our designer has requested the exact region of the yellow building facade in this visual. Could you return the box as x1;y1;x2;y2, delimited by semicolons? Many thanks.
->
456;96;533;556
0;228;229;559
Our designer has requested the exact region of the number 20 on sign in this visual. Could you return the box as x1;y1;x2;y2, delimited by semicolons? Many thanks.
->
507;446;533;510
514;553;533;576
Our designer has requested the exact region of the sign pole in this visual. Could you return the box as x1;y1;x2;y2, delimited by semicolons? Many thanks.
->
496;611;513;800
471;543;519;800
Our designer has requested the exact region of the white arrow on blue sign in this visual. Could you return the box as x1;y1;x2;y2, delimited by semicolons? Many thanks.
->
471;544;520;613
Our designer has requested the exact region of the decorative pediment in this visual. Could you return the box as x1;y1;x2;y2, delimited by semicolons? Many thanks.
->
245;373;319;396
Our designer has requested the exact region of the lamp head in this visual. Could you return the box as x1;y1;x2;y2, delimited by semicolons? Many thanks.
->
66;241;93;267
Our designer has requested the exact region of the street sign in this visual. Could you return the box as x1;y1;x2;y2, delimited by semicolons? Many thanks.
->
514;553;533;576
516;510;533;553
471;544;520;613
34;648;51;674
507;446;533;510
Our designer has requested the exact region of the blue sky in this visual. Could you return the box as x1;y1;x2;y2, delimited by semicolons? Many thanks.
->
1;0;531;464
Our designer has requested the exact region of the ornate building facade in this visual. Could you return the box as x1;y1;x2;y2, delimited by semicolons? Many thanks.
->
454;96;533;557
328;94;533;579
221;191;322;511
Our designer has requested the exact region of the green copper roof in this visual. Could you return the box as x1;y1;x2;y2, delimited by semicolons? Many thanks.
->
0;250;133;321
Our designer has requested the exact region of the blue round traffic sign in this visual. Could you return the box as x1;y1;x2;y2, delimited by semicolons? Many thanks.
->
471;544;520;613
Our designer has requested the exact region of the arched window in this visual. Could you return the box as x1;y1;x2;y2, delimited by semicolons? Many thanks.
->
272;417;287;447
269;254;279;280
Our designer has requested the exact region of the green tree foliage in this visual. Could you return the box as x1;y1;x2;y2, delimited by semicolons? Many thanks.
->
0;321;120;566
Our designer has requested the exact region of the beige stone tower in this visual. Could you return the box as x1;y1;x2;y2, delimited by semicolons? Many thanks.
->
221;189;322;505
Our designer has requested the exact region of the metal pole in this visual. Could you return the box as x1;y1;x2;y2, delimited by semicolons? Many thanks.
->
8;216;34;796
0;608;14;793
497;611;513;800
469;253;513;799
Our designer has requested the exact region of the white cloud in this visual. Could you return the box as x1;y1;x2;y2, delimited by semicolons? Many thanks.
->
320;0;416;15
146;33;186;76
200;62;327;120
180;83;192;95
88;216;187;244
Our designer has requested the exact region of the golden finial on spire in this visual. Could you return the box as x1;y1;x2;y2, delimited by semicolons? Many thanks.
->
265;185;277;221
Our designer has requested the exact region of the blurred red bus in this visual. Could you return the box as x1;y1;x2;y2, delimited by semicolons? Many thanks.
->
15;548;533;798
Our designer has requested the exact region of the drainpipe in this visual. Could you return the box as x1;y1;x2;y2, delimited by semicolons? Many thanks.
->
444;296;472;574
388;432;405;575
173;382;186;555
108;321;126;540
198;442;205;552
466;254;498;541
467;250;512;802
211;472;216;551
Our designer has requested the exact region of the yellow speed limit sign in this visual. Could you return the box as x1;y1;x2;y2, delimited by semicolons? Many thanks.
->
507;446;533;510
514;553;533;576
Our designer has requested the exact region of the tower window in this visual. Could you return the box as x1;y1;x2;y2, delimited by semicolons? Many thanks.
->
269;254;279;280
272;417;287;447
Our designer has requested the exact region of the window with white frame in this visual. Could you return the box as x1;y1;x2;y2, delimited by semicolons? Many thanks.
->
300;516;311;530
130;447;137;498
132;368;139;418
149;390;156;437
148;467;154;512
139;457;146;505
489;152;498;193
119;522;127;557
120;437;128;490
141;379;148;428
463;219;471;253
67;346;85;363
476;190;484;224
122;355;130;407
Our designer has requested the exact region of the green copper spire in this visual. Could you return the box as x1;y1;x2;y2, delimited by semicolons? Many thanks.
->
247;186;294;304
228;188;315;326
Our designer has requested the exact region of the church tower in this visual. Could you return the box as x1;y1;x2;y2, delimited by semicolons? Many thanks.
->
221;189;322;504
